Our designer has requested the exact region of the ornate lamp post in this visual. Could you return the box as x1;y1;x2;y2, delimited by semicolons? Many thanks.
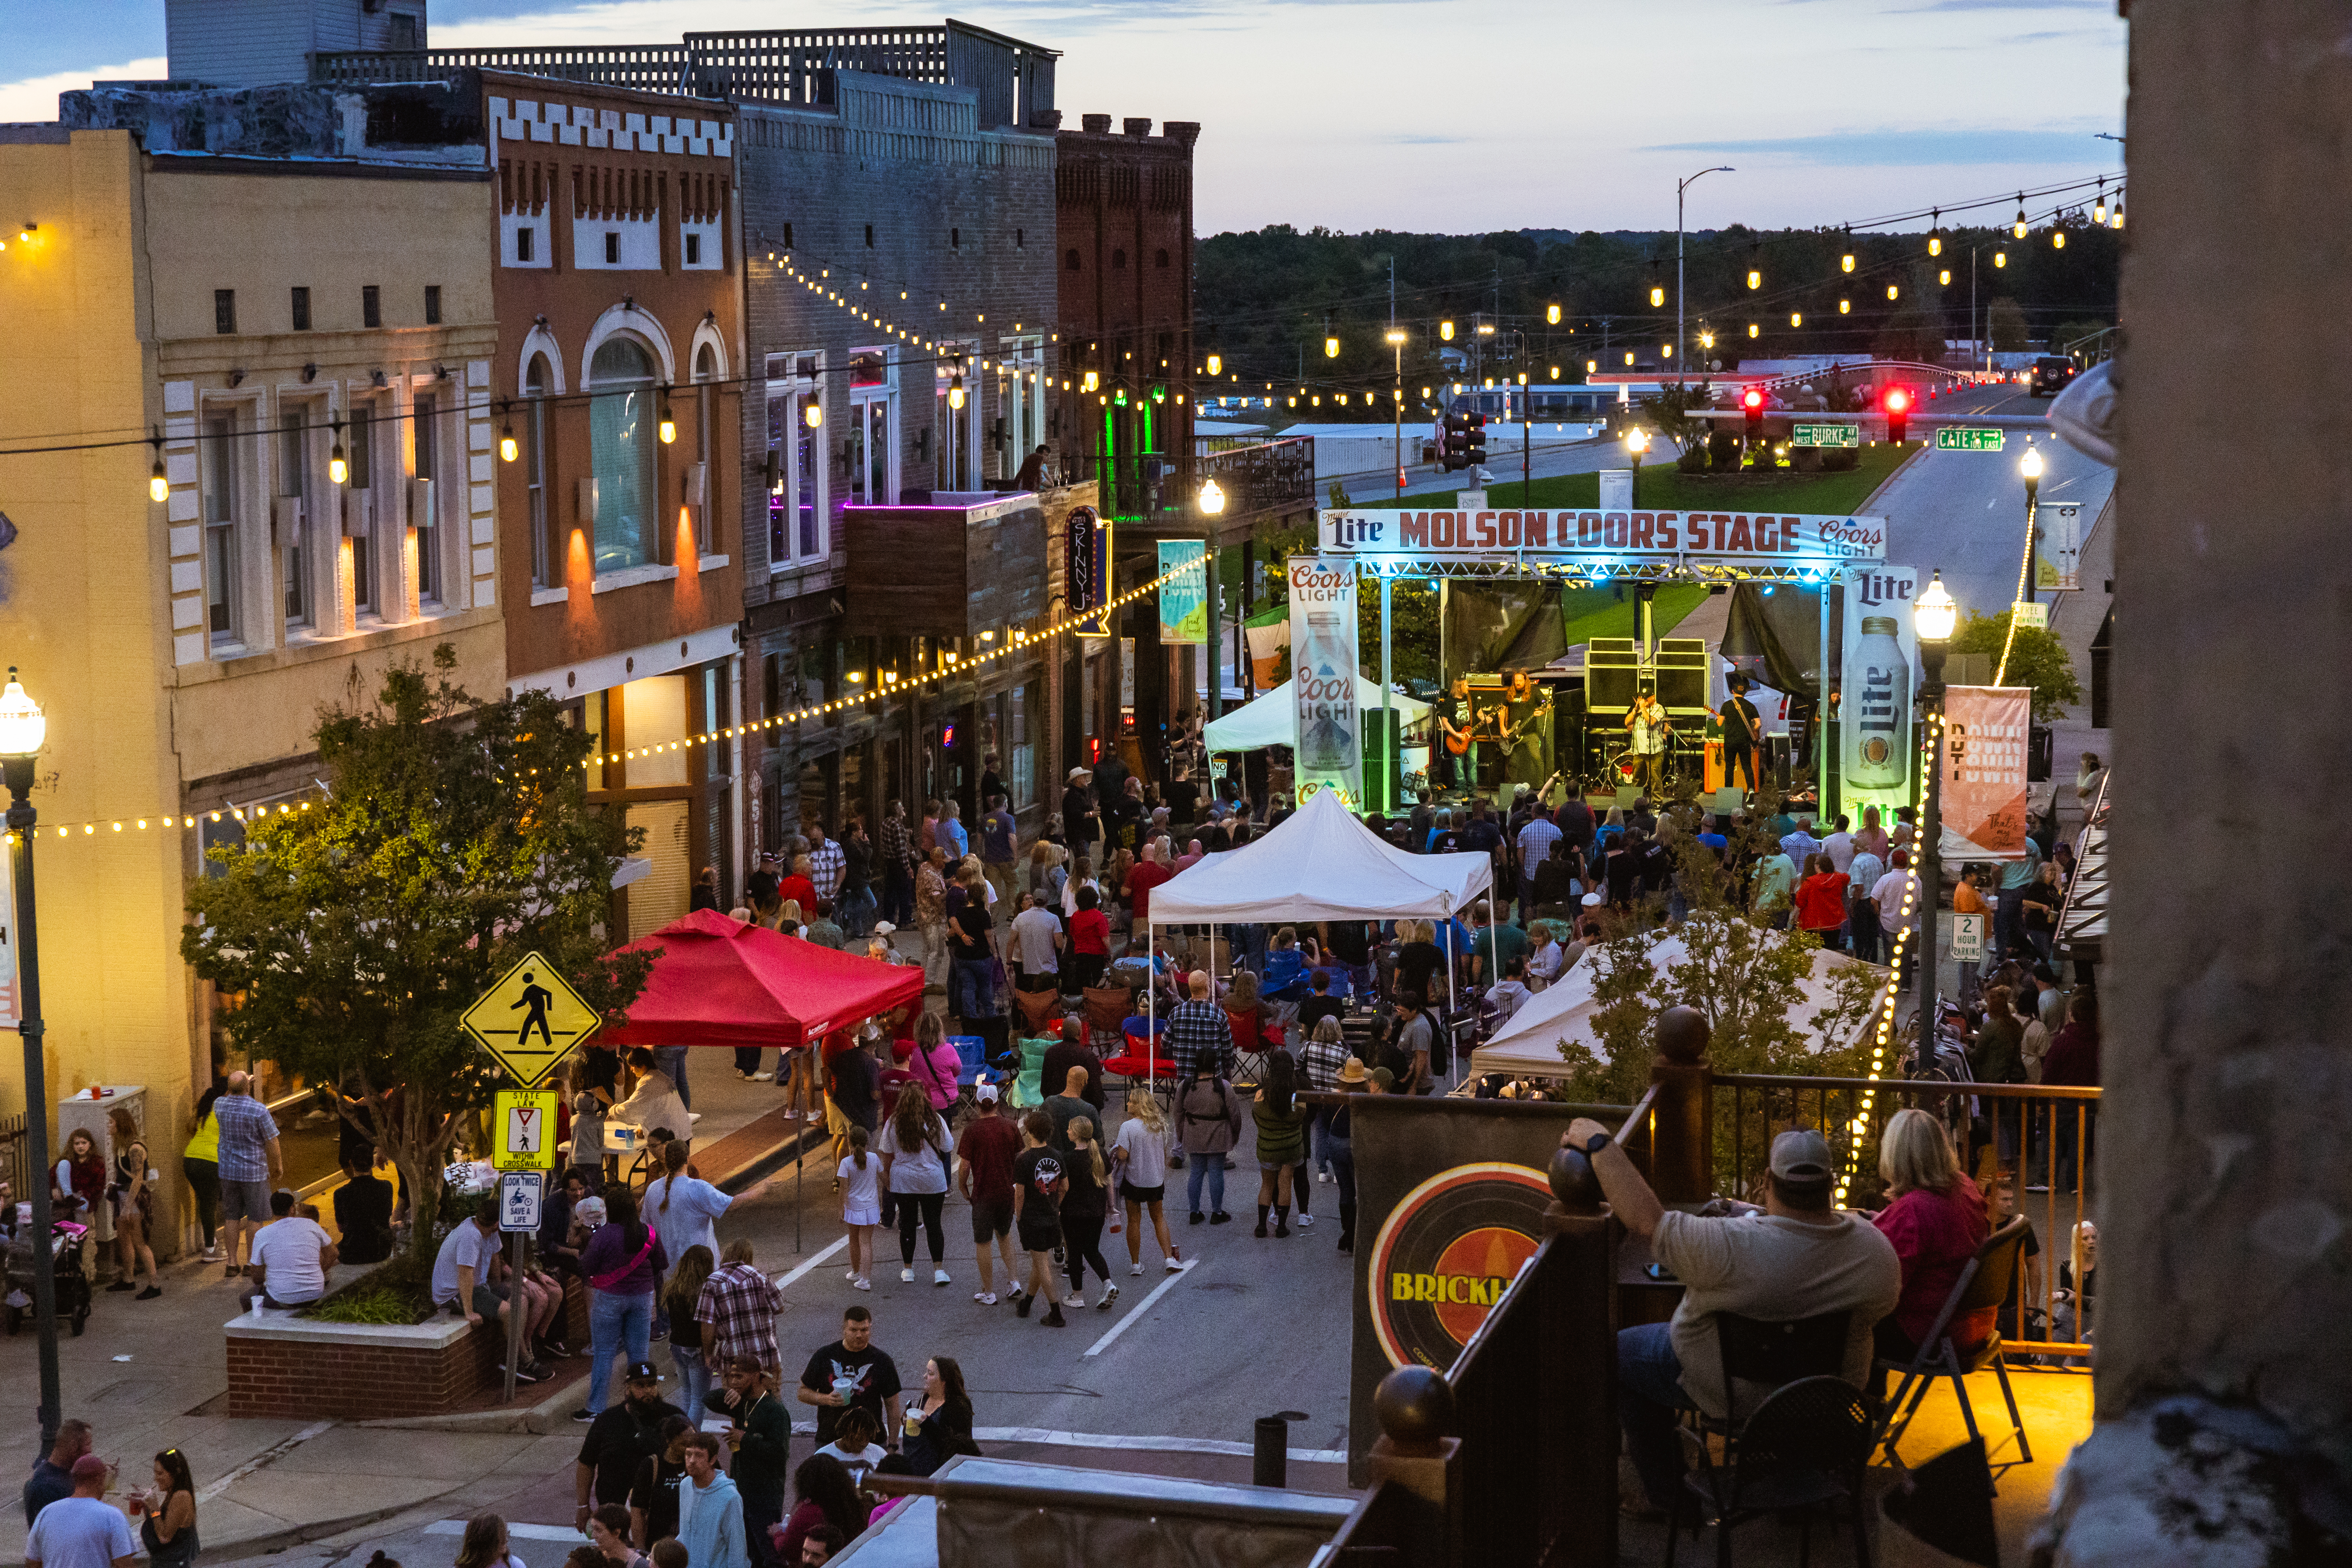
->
1912;575;1958;1058
0;668;60;1446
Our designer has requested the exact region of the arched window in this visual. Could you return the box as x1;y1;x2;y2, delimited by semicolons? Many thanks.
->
1065;248;1081;272
692;344;719;556
526;351;554;586
588;336;657;574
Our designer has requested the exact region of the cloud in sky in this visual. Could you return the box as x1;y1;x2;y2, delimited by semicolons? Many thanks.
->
4;0;2126;232
0;58;166;125
1646;127;2120;168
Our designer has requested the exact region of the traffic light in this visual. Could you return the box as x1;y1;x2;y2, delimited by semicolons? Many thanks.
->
1742;386;1765;439
1884;385;1912;444
1438;412;1467;470
1461;412;1488;470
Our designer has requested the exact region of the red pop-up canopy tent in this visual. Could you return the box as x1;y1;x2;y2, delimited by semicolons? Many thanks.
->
602;909;924;1051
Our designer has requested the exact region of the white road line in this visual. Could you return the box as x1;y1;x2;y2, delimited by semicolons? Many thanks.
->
1081;1258;1195;1358
196;1420;332;1502
427;1522;588;1542
770;1235;848;1291
973;1426;1347;1465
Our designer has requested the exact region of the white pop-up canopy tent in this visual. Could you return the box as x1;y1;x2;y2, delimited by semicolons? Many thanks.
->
1151;786;1491;926
1200;676;1430;754
1467;925;1874;1079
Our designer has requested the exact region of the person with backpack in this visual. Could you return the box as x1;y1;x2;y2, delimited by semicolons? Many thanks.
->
1174;1067;1244;1226
1381;989;1436;1096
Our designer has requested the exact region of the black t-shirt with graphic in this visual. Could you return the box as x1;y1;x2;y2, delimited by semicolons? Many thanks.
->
798;1339;903;1448
1012;1144;1065;1244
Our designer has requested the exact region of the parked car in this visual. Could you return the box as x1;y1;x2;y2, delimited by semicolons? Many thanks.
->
2029;356;2078;397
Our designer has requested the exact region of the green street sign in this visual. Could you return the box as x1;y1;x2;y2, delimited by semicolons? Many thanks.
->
1936;426;2005;451
1791;423;1860;449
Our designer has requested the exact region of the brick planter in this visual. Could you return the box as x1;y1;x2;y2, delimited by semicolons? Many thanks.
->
225;1280;589;1421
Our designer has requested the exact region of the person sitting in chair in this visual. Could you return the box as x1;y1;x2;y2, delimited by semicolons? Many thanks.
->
1869;1109;1991;1397
1562;1118;1899;1517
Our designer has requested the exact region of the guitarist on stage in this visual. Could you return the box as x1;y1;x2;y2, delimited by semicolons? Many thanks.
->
1719;674;1764;797
1436;677;1480;791
1624;683;1674;794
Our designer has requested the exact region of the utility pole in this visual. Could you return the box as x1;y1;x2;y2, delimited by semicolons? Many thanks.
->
1677;165;1734;387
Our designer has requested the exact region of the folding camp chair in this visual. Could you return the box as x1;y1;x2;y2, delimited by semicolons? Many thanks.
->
1874;1215;2036;1485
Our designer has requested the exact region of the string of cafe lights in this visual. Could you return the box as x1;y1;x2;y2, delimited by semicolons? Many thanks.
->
1833;717;1940;1206
3;556;1199;845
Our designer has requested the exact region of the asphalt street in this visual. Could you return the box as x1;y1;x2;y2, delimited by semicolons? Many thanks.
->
1867;381;2116;624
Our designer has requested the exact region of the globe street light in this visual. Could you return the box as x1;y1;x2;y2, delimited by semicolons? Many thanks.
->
1912;575;1958;1062
1624;424;1650;505
0;668;61;1446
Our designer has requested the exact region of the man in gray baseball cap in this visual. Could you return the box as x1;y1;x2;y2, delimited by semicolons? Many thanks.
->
1560;1118;1899;1516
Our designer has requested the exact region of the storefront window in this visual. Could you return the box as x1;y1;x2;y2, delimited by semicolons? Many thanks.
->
589;337;657;574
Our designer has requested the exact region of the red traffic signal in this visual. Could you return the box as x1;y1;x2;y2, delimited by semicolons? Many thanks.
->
1742;385;1764;435
1883;385;1912;443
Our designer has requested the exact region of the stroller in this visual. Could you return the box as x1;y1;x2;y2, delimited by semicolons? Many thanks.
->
4;1219;93;1338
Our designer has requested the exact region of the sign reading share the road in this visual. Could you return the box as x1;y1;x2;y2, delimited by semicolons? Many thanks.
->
461;951;602;1090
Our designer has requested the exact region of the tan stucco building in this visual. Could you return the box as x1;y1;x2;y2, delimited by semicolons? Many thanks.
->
0;102;501;1247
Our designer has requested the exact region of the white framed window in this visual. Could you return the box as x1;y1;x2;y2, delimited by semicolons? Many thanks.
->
933;340;981;492
999;334;1045;485
526;353;555;586
201;410;243;650
693;343;720;557
348;399;378;617
848;345;896;506
277;399;314;630
411;388;445;606
589;336;661;575
764;351;825;569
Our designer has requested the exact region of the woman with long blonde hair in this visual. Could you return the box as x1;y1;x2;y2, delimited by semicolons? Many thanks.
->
1112;1090;1178;1274
1058;1117;1117;1309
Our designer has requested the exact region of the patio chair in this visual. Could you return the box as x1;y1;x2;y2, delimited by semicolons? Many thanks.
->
1013;984;1063;1038
1082;982;1136;1051
1664;1308;1855;1567
1670;1376;1877;1568
1874;1215;2036;1484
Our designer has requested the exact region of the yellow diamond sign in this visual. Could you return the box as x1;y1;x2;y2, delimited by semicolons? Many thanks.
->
461;951;601;1089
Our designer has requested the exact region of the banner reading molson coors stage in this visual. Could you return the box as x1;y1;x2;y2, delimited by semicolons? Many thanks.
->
1317;506;1887;563
1287;555;1363;808
1940;686;2034;860
1841;565;1922;818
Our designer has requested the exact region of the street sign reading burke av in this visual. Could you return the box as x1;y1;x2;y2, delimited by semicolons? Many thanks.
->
1791;423;1860;449
461;951;601;1089
1936;426;2005;451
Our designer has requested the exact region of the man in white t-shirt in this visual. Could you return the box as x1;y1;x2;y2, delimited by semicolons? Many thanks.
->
1563;1120;1898;1514
1871;849;1925;984
1820;815;1855;876
243;1189;338;1310
1009;900;1063;993
645;1163;771;1266
24;1457;137;1568
430;1202;558;1383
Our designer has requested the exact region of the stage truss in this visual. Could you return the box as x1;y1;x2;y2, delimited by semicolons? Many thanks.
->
1339;554;1852;586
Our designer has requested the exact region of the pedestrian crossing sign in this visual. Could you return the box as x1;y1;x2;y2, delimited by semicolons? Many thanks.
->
461;950;601;1089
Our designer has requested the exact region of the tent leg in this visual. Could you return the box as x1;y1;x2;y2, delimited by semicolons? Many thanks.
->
1445;923;1457;1086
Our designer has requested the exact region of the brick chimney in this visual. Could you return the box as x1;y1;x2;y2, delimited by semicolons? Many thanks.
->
1163;121;1201;149
1080;113;1112;134
1123;117;1152;137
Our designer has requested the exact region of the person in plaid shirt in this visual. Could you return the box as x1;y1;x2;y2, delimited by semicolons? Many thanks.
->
878;801;916;926
1165;972;1234;1082
695;1238;784;1379
806;822;847;906
212;1071;283;1278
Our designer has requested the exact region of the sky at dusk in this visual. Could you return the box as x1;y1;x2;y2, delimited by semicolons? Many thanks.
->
0;0;2127;236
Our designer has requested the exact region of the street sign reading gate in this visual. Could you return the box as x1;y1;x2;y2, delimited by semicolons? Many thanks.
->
1791;424;1860;449
1936;427;2005;451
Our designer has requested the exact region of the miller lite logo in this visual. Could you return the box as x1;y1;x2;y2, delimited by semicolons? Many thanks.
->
1853;570;1913;608
1325;512;1385;550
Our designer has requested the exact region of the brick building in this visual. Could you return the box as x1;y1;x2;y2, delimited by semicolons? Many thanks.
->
476;73;747;936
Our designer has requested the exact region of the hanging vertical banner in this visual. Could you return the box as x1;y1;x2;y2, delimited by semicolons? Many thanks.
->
1287;555;1364;808
1244;614;1291;689
1840;565;1921;820
1066;506;1112;638
1156;540;1208;644
1940;685;2033;860
2034;501;2082;593
0;843;16;1029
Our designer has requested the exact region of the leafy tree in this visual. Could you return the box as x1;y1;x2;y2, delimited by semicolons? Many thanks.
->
1987;298;2030;352
1951;609;2083;723
1636;380;1715;471
182;650;655;1259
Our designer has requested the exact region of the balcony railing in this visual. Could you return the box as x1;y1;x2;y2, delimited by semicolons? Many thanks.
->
311;20;1056;116
1201;435;1317;523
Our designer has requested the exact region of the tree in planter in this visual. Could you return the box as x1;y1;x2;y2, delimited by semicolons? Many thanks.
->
1951;609;2084;723
183;649;655;1262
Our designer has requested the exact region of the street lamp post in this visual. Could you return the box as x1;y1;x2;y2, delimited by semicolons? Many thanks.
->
0;668;59;1447
1198;481;1227;724
1386;329;1407;497
1624;425;1650;506
1912;575;1958;1066
1676;165;1735;384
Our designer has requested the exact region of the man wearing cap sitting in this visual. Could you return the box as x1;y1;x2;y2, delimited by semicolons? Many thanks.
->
1562;1120;1900;1517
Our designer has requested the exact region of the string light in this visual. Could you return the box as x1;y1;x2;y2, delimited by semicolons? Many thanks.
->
1994;250;2007;269
2013;193;2029;239
147;431;167;504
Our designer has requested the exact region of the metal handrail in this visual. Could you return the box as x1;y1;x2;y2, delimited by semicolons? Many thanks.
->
1715;1073;2100;1101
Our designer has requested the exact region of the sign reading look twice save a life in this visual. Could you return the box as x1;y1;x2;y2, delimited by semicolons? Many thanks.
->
461;951;601;1090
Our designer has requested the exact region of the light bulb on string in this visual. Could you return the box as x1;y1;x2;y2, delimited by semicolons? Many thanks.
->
328;416;348;485
1839;299;1851;314
147;430;167;503
2053;228;2066;249
1887;284;1899;300
1994;250;2007;269
1747;323;1759;339
1789;312;1803;328
2014;193;2029;239
1649;285;1664;308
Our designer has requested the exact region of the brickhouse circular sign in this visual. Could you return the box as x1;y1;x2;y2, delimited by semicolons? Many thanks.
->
1367;1161;1552;1370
